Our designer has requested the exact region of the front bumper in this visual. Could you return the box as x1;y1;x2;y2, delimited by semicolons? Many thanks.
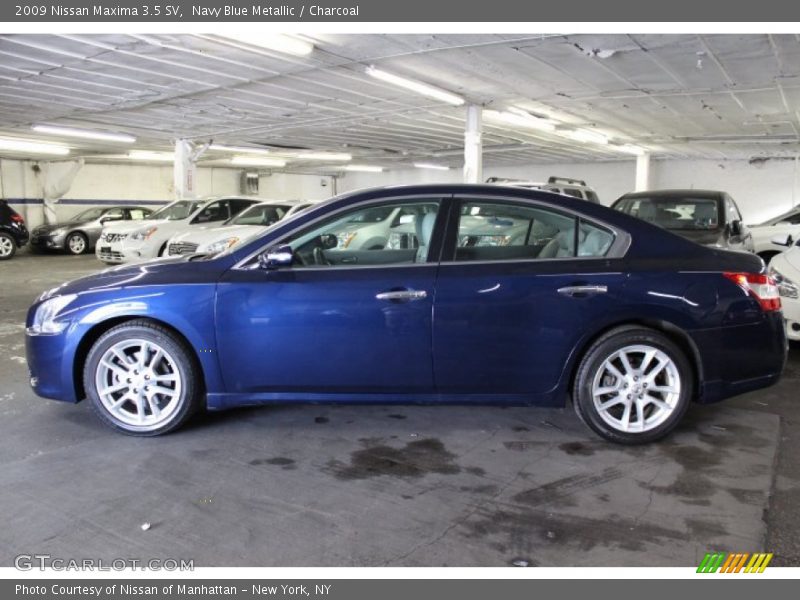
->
25;329;79;403
29;231;64;250
779;294;800;341
96;236;151;264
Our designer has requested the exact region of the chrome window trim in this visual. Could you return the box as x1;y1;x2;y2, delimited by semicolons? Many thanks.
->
232;191;631;272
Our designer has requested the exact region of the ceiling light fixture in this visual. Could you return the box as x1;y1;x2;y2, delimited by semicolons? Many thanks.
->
365;66;465;106
559;128;609;145
210;144;274;155
128;150;175;161
230;156;287;167
0;138;70;155
413;162;451;171
217;33;314;57
292;151;352;162
343;165;384;173
613;144;647;156
32;124;136;144
483;109;556;133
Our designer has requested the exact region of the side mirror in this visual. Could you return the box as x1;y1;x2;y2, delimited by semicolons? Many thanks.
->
729;220;743;237
771;233;794;247
258;244;293;269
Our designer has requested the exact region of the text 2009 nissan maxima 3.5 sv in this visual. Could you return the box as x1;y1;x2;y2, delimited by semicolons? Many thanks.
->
25;185;787;444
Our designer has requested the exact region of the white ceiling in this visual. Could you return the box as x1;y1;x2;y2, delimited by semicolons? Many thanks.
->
1;33;800;170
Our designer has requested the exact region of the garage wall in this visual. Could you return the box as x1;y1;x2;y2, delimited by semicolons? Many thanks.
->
0;159;242;228
338;157;800;225
3;156;799;229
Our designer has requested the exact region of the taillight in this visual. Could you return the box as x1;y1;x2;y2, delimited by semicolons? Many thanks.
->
723;272;781;312
10;213;24;223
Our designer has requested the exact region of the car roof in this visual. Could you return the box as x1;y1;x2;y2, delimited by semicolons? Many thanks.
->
619;189;724;200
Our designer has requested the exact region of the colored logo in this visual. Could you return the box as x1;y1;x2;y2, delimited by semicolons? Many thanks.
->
697;552;773;573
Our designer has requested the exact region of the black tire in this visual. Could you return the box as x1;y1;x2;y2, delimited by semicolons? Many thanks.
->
0;232;16;260
83;319;203;436
572;326;693;445
65;232;88;255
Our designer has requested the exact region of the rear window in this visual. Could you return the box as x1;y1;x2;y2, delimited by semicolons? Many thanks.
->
614;196;721;231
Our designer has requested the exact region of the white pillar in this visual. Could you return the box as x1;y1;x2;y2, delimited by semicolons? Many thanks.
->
635;152;651;192
174;139;198;199
463;105;483;184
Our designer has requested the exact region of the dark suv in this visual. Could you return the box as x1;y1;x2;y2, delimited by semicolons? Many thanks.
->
0;199;29;260
612;189;754;253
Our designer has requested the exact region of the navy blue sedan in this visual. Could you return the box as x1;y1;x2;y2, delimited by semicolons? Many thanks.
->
25;185;787;443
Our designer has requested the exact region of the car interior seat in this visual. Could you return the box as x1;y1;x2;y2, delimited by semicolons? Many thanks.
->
415;212;438;262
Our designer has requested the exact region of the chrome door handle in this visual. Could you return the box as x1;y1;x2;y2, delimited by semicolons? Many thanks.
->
376;290;428;302
557;285;608;297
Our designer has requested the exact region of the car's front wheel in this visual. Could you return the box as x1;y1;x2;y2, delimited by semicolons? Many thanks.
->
572;326;693;444
83;320;202;435
0;232;16;260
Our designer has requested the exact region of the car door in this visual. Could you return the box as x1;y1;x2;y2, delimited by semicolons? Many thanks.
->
215;196;448;396
432;196;628;399
725;195;752;252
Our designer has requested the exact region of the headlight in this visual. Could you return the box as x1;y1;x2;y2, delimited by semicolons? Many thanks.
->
768;266;799;299
204;237;240;254
27;294;77;336
131;226;158;241
336;232;357;248
386;232;418;250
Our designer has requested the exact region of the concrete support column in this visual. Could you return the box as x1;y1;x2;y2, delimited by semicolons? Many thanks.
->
174;139;198;199
463;105;483;184
635;152;651;192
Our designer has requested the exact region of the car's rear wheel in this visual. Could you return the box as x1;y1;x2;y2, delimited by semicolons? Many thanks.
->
83;320;202;436
65;232;88;255
0;232;16;260
572;327;693;444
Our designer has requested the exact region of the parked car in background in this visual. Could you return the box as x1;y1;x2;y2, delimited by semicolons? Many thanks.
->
30;205;153;255
767;234;800;342
486;176;600;203
166;200;313;256
748;206;800;263
26;184;785;444
97;196;262;264
0;199;29;260
612;189;754;253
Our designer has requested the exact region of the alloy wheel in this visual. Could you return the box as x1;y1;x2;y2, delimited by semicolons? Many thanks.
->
68;234;86;254
590;344;681;433
0;235;13;257
94;338;183;431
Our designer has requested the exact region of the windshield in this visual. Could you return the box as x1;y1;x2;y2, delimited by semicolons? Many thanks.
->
762;208;800;226
71;207;106;222
229;204;290;226
614;196;721;231
148;200;201;221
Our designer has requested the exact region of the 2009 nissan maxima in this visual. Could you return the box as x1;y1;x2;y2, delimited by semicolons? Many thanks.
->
25;184;787;444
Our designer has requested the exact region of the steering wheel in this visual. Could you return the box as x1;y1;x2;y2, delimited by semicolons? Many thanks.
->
313;247;330;266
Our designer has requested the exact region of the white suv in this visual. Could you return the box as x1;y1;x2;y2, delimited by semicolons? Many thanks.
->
486;176;600;203
749;207;800;263
96;196;263;264
166;201;313;256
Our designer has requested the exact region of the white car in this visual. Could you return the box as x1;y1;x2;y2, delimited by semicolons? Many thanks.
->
486;176;601;203
749;207;800;263
767;235;800;341
96;196;263;264
166;201;313;256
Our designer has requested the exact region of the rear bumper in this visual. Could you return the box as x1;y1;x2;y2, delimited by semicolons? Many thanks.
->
691;313;787;404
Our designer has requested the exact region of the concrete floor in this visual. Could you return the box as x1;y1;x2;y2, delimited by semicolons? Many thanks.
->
0;250;797;567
